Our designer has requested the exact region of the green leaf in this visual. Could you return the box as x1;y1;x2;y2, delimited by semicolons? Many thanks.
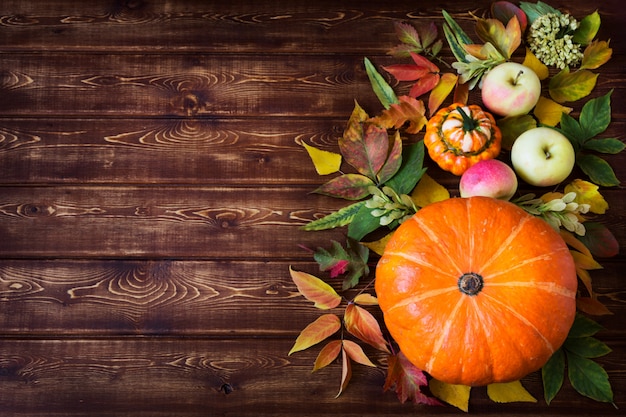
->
566;351;614;403
572;11;600;45
549;67;598;103
568;313;605;338
519;1;561;24
583;138;625;154
384;142;426;194
364;57;398;109
565;337;612;359
542;348;565;405
497;114;537;150
442;10;473;63
579;90;612;139
314;174;375;200
302;201;366;231
577;154;620;187
347;204;383;241
559;112;584;150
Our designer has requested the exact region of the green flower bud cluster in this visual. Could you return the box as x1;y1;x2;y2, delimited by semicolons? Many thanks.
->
527;13;584;69
515;192;590;236
365;186;417;226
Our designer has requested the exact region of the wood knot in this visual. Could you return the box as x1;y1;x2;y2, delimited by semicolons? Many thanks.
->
170;91;204;116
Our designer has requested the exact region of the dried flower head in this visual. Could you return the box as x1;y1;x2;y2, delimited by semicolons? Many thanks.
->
365;186;417;226
515;191;590;236
527;13;584;69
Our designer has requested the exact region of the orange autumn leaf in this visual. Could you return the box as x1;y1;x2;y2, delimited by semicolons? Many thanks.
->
581;40;613;70
289;266;342;310
312;339;342;371
560;230;592;258
336;347;352;397
353;293;379;306
428;72;458;116
342;340;376;367
344;303;390;353
473;14;521;59
289;313;341;355
369;95;427;134
577;296;613;316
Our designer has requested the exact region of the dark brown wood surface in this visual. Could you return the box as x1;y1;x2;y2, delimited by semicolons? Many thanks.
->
0;0;624;415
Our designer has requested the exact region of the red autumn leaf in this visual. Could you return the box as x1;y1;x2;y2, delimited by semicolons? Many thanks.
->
369;95;427;134
344;303;390;353
384;52;440;99
339;124;389;181
342;340;376;367
409;73;440;98
313;339;342;371
383;64;430;81
577;297;613;316
289;267;342;310
577;222;620;258
377;130;403;184
314;173;375;201
289;314;342;355
384;351;443;405
336;347;352;397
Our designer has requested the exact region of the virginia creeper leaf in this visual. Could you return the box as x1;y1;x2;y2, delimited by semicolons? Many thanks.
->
533;96;572;127
577;297;613;316
581;40;612;70
314;174;375;201
289;267;342;310
542;348;565;405
583;138;625;154
576;222;620;258
487;380;537;403
497;114;537;149
565;336;612;358
549;68;598;103
377;131;403;184
522;47;549;80
302;201;366;231
344;303;389;352
302;142;342;175
566;351;614;403
577;154;620;187
370;95;427;134
339;124;389;181
384;142;426;195
313;339;342;372
429;379;471;411
393;21;423;49
491;1;528;32
342;340;376;367
364;57;398;109
289;314;341;355
428;72;457;116
474;15;521;59
314;240;350;278
410;173;449;208
572;11;600;45
336;347;352;397
579;90;612;139
384;352;442;405
353;293;378;306
565;179;609;214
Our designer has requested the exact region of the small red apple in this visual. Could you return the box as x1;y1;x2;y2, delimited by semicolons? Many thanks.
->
459;159;518;201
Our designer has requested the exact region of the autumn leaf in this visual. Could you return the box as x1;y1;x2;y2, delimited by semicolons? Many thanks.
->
572;11;601;46
343;100;369;143
473;14;521;59
497;114;537;150
383;52;441;99
387;21;440;58
364;57;398;109
549;67;598;103
429;379;471;412
564;179;608;214
342;340;376;367
491;1;528;33
361;231;393;256
576;222;620;258
428;72;458;116
353;293;378;306
560;230;592;258
410;173;450;208
369;95;427;134
377;131;403;184
339;123;389;181
533;96;572;127
336;347;352;397
289;314;341;355
522;47;549;80
289;267;342;310
571;250;602;271
383;351;442;405
344;303;389;352
313;174;375;201
313;239;370;290
301;201;366;231
487;380;537;403
302;142;342;175
580;40;613;70
313;339;342;371
577;297;613;316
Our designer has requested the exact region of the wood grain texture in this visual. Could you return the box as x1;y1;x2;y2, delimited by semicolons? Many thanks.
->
0;0;624;415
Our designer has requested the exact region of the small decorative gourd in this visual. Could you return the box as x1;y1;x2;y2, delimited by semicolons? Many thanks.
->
424;103;502;176
375;197;577;386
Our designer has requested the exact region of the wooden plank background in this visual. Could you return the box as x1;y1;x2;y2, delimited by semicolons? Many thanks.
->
0;0;624;415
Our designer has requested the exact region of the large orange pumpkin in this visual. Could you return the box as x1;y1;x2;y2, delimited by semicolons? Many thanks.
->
375;196;577;386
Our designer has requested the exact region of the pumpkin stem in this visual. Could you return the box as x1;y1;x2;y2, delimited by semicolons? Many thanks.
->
455;106;478;132
458;272;483;296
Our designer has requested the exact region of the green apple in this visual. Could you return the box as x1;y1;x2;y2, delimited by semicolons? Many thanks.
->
481;62;541;117
510;127;575;187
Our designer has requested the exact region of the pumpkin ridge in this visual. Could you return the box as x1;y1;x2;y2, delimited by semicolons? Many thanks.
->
425;296;465;372
387;286;459;312
480;292;555;354
482;249;568;281
475;214;532;275
383;250;460;280
488;281;577;298
411;215;465;276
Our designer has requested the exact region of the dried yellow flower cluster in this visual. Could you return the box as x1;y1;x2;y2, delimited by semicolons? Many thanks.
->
527;13;584;69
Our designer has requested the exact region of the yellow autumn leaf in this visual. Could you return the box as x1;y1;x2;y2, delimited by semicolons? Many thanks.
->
571;250;603;271
487;380;537;403
560;230;592;258
533;96;573;127
522;47;549;80
565;179;609;214
410;173;450;208
362;231;394;256
429;379;471;412
302;142;342;175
